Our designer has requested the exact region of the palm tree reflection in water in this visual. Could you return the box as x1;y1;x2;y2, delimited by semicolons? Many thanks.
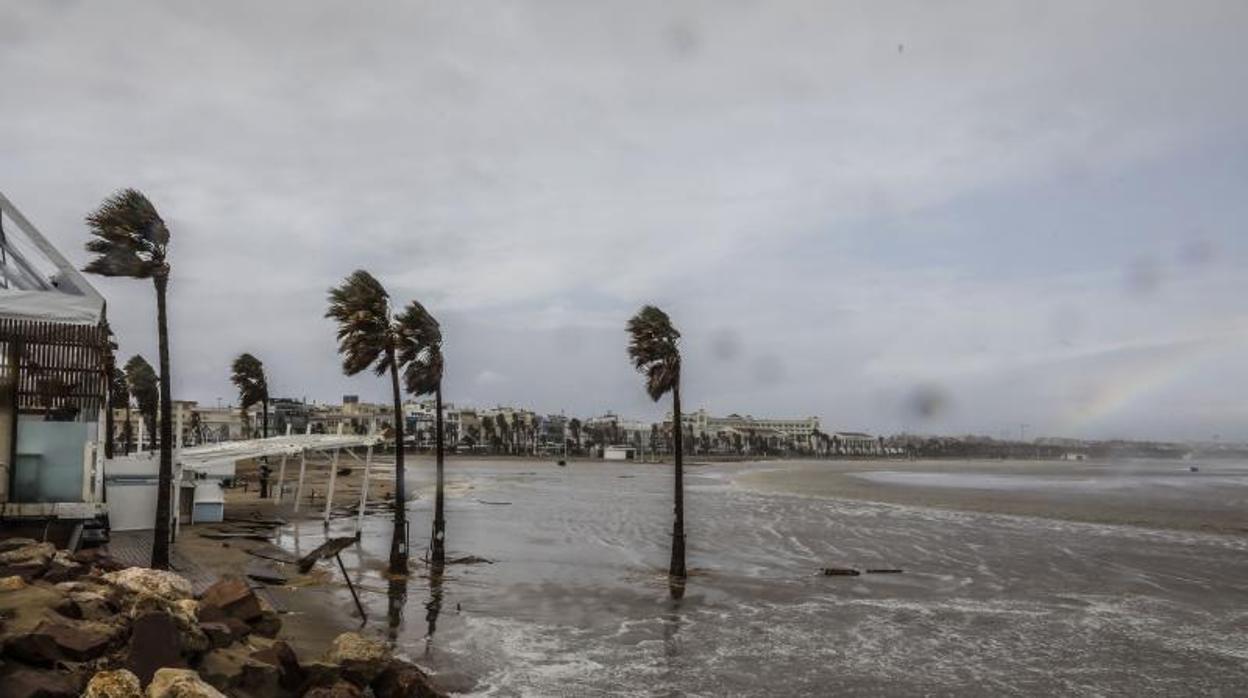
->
424;563;446;655
661;600;684;698
387;576;408;643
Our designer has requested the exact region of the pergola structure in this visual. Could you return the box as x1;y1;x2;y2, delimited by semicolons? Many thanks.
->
176;423;391;535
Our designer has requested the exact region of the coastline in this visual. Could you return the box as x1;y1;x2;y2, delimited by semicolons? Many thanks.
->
731;457;1248;536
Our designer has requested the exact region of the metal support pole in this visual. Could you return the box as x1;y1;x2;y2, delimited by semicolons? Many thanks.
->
275;424;292;503
336;552;367;621
323;423;344;527
354;443;374;539
294;423;311;512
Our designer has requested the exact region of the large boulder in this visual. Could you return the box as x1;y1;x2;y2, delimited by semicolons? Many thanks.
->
196;643;282;697
304;681;365;698
0;537;40;552
197;576;261;623
6;618;119;663
250;639;305;692
104;568;192;603
5;666;80;698
126;612;186;687
43;551;87;583
373;662;444;698
145;668;226;698
0;574;27;591
0;541;55;564
324;632;390;684
70;591;121;622
84;668;143;698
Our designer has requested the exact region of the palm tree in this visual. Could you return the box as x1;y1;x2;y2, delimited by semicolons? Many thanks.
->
124;355;158;452
230;353;269;439
395;300;447;564
626;305;687;588
326;270;416;575
85;190;174;570
568;417;582;455
107;353;129;456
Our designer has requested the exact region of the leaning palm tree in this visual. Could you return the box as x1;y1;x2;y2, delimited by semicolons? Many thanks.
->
85;190;174;570
395;300;447;564
230;353;269;439
326;270;413;575
626;305;687;588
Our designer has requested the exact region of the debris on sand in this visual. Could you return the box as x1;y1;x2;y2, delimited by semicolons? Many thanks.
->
476;500;512;506
865;568;904;574
296;537;356;574
448;555;494;565
821;567;861;576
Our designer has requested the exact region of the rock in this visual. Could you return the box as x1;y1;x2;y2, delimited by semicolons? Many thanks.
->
324;632;390;684
5;666;79;698
197;576;261;622
197;644;281;696
127;612;186;686
7;618;118;663
0;537;39;552
43;551;87;583
145;668;226;698
0;574;27;591
0;560;50;582
304;680;364;698
84;668;143;698
0;583;70;637
197;622;232;649
0;542;55;564
250;609;281;638
71;591;120;622
104;568;192;603
373;661;444;698
250;639;305;691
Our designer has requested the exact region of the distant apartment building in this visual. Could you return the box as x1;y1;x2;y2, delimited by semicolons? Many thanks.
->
669;409;822;453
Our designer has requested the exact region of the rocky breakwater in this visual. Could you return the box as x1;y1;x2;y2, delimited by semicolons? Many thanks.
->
0;538;444;697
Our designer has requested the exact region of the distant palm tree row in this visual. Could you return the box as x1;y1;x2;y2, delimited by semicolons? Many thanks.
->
85;189;690;593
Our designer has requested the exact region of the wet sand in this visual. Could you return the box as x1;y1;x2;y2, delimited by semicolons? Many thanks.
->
737;458;1248;535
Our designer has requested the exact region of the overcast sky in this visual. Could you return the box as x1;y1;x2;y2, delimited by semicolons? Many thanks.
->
3;1;1247;441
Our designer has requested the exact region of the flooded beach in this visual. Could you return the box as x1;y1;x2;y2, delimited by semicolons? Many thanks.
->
274;458;1248;696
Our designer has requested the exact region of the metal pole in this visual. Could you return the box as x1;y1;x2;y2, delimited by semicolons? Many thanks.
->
323;423;343;527
335;552;367;621
275;424;292;503
355;442;374;539
293;423;311;512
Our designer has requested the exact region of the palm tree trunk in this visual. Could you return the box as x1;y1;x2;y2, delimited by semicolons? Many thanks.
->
151;274;173;570
104;362;115;459
262;395;269;438
124;405;131;455
670;382;686;582
387;352;408;575
431;383;446;564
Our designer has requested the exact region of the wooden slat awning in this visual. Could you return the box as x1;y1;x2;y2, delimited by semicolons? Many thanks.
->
0;317;109;421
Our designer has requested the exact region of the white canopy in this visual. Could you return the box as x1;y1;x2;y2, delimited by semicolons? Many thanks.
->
0;287;104;325
179;433;384;479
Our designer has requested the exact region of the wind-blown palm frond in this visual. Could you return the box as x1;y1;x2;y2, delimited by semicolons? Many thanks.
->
627;305;681;401
230;353;268;409
83;189;169;279
325;270;395;376
396;300;444;396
